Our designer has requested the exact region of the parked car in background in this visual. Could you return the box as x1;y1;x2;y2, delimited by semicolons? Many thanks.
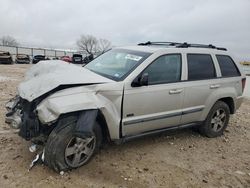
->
83;54;94;64
15;54;30;64
0;51;13;64
72;54;83;64
32;55;46;64
61;56;72;63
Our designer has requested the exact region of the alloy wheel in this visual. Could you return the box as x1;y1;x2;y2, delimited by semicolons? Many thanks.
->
210;108;226;132
65;136;96;167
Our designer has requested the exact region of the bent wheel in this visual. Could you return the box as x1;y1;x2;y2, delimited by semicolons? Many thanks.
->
44;116;102;172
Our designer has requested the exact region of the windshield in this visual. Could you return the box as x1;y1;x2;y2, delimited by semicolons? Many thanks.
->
17;55;28;58
85;49;151;81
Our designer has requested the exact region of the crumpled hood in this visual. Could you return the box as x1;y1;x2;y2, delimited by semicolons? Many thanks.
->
18;60;114;102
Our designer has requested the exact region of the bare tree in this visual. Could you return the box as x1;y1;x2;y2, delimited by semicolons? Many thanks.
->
98;38;112;54
76;35;99;55
76;35;112;55
0;36;18;46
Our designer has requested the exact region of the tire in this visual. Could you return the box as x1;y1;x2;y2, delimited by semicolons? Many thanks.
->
199;101;230;138
44;116;102;172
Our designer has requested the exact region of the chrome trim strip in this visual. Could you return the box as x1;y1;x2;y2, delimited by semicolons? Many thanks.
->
123;107;204;126
182;107;204;115
123;112;182;126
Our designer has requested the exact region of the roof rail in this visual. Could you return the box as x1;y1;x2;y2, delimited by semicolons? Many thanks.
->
138;41;182;46
138;41;227;51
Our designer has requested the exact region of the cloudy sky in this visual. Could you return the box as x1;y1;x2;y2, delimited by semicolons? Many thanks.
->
0;0;249;60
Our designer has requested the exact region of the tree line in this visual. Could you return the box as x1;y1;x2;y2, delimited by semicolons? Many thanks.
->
0;36;18;46
76;35;112;55
0;35;112;55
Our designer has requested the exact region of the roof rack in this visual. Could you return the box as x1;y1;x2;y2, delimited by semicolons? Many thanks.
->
138;41;227;51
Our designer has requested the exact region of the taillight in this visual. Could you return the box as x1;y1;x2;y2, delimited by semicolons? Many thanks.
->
242;78;246;93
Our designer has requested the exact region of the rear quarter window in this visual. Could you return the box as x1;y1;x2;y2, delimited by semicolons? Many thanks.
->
216;55;241;77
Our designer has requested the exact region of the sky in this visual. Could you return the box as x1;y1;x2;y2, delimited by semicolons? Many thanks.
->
0;0;249;61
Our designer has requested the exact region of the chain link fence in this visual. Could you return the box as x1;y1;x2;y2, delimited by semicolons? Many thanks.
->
0;45;76;61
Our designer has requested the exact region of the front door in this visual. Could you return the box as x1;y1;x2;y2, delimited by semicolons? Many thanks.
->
122;54;184;136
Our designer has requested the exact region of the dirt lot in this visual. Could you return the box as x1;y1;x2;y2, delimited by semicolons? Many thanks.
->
0;64;249;188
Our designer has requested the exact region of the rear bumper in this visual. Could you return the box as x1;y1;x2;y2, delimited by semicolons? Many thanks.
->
0;59;12;64
16;60;30;64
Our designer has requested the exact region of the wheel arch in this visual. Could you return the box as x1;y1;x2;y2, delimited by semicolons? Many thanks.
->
201;94;236;121
218;97;235;114
96;110;111;142
52;109;112;143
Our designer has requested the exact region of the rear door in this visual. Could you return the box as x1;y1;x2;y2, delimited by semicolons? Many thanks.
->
180;53;221;124
122;54;184;136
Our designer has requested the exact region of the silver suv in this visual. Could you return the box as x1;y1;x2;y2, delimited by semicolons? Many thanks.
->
5;42;246;172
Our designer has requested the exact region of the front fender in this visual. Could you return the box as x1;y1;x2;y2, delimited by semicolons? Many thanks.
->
36;86;123;140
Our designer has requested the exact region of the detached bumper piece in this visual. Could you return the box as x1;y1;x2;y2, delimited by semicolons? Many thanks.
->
19;112;40;141
18;100;41;141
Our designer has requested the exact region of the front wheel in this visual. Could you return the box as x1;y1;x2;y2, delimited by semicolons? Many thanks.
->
64;136;96;168
199;101;230;138
44;116;102;172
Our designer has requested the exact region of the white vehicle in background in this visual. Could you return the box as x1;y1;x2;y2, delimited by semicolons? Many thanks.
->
5;42;246;172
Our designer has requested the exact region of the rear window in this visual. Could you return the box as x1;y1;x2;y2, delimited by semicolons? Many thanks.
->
17;55;28;58
187;54;216;80
73;54;82;58
35;55;45;58
216;55;241;77
0;52;10;56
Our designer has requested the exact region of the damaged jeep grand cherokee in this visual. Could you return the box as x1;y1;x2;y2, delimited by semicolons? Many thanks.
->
5;42;246;172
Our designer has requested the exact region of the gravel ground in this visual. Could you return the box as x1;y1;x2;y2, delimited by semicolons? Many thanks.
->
0;64;249;188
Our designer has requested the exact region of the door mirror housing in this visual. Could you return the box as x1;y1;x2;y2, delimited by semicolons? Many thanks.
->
140;73;149;86
132;73;149;87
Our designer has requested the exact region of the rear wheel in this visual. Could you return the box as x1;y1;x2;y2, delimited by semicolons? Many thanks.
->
44;116;102;172
199;101;230;137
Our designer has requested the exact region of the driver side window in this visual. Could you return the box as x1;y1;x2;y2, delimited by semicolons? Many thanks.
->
143;54;182;85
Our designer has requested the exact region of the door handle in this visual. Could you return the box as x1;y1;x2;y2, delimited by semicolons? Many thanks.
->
210;84;220;89
169;89;183;94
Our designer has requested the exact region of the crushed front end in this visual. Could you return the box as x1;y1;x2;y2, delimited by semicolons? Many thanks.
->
5;96;54;144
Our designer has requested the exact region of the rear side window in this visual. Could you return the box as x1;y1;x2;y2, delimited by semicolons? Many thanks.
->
187;54;216;80
216;55;241;77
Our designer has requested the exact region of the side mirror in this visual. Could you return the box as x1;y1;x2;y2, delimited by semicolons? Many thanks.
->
140;73;149;86
132;73;149;87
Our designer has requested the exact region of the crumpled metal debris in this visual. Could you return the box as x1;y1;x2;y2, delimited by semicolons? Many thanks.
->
28;146;45;171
